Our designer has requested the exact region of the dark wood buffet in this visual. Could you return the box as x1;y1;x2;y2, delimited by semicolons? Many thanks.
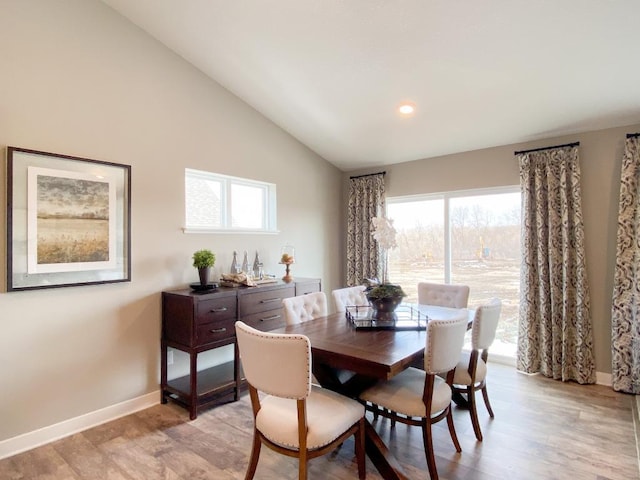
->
161;278;321;419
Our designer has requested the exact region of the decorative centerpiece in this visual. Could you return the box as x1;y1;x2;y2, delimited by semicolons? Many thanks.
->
366;281;406;320
279;244;295;283
366;216;406;318
192;249;216;290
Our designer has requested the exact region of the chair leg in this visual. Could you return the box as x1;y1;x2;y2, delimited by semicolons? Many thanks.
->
355;418;366;480
481;384;495;418
244;430;262;480
421;420;439;480
445;405;462;453
467;386;483;442
298;449;308;480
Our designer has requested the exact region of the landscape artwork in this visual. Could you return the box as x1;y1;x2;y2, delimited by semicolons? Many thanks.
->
27;166;116;274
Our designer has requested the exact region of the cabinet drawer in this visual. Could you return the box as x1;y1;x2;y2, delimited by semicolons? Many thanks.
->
239;286;295;316
241;308;285;332
295;280;321;296
196;318;236;345
196;297;237;324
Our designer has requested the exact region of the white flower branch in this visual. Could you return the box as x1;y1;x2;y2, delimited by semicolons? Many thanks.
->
371;216;397;251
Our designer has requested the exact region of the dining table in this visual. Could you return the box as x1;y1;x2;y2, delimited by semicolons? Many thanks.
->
274;304;474;480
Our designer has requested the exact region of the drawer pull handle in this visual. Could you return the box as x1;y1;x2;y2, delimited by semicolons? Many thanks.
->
260;298;281;304
260;314;281;322
209;307;228;313
209;327;227;333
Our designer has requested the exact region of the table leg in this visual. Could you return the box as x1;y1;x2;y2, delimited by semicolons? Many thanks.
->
312;364;410;480
365;420;409;480
452;390;470;409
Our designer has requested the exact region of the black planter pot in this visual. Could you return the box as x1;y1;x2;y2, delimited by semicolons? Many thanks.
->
368;294;404;322
198;267;211;286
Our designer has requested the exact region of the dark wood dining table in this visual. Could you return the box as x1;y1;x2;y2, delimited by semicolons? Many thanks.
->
275;306;474;480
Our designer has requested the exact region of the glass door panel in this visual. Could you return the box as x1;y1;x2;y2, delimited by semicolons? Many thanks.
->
449;192;520;357
387;198;444;303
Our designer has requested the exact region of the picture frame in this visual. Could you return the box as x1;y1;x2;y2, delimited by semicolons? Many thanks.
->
6;147;131;291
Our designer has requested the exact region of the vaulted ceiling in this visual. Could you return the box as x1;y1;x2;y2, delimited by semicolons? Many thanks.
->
101;0;640;171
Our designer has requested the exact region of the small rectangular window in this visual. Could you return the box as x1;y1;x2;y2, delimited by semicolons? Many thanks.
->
185;169;277;233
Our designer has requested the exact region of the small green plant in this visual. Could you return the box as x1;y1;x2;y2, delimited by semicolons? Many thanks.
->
366;283;406;300
192;249;216;268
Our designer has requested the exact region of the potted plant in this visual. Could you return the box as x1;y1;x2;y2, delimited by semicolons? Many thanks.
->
365;282;406;316
192;249;216;286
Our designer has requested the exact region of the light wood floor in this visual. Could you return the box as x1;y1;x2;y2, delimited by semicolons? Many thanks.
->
1;363;638;480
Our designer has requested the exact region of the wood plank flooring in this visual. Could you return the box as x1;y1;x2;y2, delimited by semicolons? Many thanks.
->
1;363;638;479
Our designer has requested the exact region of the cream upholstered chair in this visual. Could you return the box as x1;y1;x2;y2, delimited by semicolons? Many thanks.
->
235;321;365;480
282;292;328;326
417;281;470;308
332;285;368;313
359;313;468;480
452;298;502;441
283;291;353;386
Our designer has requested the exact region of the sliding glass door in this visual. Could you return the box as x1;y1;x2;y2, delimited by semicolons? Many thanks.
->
387;187;520;358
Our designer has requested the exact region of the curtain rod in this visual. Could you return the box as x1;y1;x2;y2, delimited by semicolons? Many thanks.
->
627;133;640;138
349;171;386;180
514;142;579;156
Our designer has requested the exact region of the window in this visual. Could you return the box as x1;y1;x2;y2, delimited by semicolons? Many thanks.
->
185;169;277;233
386;187;521;358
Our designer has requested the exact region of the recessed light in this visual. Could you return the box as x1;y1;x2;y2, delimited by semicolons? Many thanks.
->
398;103;415;115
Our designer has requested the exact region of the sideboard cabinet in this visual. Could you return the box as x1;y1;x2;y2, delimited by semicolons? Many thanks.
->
161;278;320;419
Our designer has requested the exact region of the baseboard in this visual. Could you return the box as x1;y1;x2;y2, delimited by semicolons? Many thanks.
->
487;355;613;387
596;371;612;386
0;390;159;460
633;396;640;472
487;353;516;367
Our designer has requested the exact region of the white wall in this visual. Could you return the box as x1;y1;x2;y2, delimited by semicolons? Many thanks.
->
346;123;640;376
0;0;342;445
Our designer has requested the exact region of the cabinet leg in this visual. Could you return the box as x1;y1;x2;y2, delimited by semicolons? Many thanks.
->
161;341;168;404
234;341;240;401
189;352;198;420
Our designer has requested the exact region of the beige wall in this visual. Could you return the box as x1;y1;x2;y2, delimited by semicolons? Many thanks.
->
0;0;342;443
346;123;639;375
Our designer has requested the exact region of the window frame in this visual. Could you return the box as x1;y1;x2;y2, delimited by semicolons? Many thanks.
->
184;168;278;234
386;185;520;283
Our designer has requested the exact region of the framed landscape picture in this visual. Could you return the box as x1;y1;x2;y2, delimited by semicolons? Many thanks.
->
6;147;131;291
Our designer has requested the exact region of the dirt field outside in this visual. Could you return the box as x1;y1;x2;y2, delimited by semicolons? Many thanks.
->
389;258;519;357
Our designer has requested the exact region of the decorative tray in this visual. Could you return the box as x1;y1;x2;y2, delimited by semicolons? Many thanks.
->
189;282;218;292
345;304;429;330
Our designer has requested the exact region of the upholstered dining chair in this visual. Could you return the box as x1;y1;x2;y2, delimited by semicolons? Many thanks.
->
282;291;328;326
359;313;469;480
417;281;470;308
452;298;502;441
235;321;365;480
331;285;368;313
283;291;354;386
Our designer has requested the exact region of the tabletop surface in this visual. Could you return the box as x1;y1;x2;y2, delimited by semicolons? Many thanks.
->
276;305;473;380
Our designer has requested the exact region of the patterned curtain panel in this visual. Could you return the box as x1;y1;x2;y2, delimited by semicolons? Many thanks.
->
516;145;596;384
612;136;640;393
346;173;385;286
